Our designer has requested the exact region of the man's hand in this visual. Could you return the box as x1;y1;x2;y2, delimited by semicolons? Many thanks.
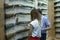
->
45;26;51;30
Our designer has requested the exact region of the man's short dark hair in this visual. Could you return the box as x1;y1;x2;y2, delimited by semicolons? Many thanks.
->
37;9;42;14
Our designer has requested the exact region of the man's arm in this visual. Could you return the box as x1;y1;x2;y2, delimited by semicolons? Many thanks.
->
44;17;51;30
45;25;51;30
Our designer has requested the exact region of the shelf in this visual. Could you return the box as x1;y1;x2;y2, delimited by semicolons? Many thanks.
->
54;16;60;18
10;31;29;40
5;7;32;14
41;9;47;10
5;0;34;8
55;23;60;27
4;4;13;9
55;18;60;22
7;30;29;39
5;22;30;31
16;21;30;25
54;0;60;2
5;14;15;19
54;21;60;24
54;9;60;12
5;13;30;19
16;14;31;22
42;14;47;15
6;25;29;39
38;6;48;10
5;17;16;25
55;8;60;11
54;10;60;13
54;12;60;16
5;23;15;30
38;1;48;5
6;25;28;35
54;16;60;19
55;28;60;32
42;8;47;10
40;10;47;15
15;13;30;15
4;4;33;9
55;4;60;9
17;36;28;40
54;6;60;9
54;1;60;4
56;33;60;38
56;32;60;33
54;22;60;24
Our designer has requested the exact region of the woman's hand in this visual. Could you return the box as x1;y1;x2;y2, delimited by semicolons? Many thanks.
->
28;24;34;36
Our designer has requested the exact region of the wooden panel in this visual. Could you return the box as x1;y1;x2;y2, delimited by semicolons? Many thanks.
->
0;0;4;8
48;0;55;39
0;0;5;40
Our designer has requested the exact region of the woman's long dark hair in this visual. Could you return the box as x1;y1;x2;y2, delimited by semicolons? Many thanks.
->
30;8;41;21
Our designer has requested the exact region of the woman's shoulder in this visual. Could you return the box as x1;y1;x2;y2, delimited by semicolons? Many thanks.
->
29;19;38;26
29;19;38;28
31;19;38;23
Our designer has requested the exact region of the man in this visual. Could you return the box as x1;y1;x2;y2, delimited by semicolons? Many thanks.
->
37;9;51;40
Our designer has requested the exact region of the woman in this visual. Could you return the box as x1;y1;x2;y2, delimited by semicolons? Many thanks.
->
28;8;42;40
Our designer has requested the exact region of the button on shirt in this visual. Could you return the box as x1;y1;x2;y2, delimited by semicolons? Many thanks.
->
30;19;41;37
41;15;50;33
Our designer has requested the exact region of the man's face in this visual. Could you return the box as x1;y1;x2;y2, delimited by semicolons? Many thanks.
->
38;13;41;17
